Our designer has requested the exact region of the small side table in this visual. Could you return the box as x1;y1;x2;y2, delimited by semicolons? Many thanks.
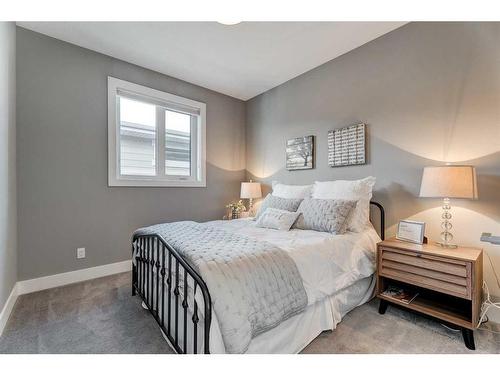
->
376;237;483;350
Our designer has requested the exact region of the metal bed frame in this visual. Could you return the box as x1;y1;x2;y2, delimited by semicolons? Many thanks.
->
131;201;385;354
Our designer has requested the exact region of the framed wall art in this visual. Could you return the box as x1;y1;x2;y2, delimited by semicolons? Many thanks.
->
286;135;314;171
328;123;366;167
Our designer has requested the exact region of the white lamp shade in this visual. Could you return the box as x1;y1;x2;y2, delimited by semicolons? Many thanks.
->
240;182;262;199
419;165;478;199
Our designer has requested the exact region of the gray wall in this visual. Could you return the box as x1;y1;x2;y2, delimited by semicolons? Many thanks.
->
0;23;17;310
246;23;500;295
247;22;500;224
16;28;246;280
14;23;500;303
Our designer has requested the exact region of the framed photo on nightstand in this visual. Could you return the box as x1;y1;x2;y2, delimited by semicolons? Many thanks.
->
396;220;426;244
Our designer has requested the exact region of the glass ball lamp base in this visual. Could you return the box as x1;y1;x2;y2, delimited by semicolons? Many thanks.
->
438;198;458;248
247;198;255;217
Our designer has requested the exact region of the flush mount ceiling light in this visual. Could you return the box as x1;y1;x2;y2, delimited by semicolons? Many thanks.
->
217;21;242;26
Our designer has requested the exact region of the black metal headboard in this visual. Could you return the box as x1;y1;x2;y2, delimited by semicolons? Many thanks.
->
370;201;385;240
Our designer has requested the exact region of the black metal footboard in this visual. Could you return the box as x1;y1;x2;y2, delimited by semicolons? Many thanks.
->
132;234;212;354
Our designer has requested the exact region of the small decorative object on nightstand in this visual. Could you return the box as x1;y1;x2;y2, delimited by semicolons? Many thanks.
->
226;200;246;219
419;165;478;248
396;220;426;244
240;180;262;216
376;237;483;350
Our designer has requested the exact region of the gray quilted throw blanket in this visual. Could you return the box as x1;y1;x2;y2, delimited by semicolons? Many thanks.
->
134;221;307;353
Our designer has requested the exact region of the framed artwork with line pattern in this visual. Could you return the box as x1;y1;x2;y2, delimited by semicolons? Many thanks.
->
328;123;366;167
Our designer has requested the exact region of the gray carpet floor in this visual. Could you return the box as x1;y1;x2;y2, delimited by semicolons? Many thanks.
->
1;272;499;354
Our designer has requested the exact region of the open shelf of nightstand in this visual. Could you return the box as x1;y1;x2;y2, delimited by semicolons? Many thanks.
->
379;279;473;329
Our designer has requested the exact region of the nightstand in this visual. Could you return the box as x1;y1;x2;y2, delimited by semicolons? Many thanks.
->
376;238;483;350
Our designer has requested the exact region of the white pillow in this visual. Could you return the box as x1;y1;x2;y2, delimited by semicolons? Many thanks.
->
272;181;312;199
255;208;300;231
311;176;376;232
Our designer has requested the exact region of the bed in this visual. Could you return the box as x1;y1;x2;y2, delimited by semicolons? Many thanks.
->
131;201;385;354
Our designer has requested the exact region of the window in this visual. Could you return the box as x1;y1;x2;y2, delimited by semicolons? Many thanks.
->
108;77;206;187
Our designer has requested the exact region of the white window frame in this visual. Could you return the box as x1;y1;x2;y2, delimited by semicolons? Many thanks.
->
107;77;206;187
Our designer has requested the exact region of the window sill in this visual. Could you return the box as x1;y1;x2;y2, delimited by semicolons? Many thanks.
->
108;177;206;188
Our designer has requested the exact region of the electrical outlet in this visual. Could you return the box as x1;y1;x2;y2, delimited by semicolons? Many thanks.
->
77;247;86;259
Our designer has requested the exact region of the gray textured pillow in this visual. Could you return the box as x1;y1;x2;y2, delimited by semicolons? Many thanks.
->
255;208;301;231
254;194;303;220
293;198;356;234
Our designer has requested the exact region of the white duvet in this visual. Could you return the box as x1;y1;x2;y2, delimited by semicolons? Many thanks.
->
147;218;380;353
207;218;380;306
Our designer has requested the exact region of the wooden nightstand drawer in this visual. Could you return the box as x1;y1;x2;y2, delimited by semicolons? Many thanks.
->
380;247;468;276
380;247;471;299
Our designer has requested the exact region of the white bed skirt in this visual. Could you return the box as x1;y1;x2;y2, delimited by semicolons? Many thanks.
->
246;275;375;353
158;275;375;354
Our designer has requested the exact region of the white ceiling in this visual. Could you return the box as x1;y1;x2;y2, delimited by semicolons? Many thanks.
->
17;22;406;100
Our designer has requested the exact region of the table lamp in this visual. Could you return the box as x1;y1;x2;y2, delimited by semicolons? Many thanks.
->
240;180;262;215
419;165;478;248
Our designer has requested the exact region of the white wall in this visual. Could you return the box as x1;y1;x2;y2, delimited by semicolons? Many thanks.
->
0;22;17;312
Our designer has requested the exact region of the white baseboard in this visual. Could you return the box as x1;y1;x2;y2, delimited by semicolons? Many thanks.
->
0;284;19;336
0;260;131;336
16;260;132;295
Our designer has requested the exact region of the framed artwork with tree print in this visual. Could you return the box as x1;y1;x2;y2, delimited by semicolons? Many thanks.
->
286;135;315;170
